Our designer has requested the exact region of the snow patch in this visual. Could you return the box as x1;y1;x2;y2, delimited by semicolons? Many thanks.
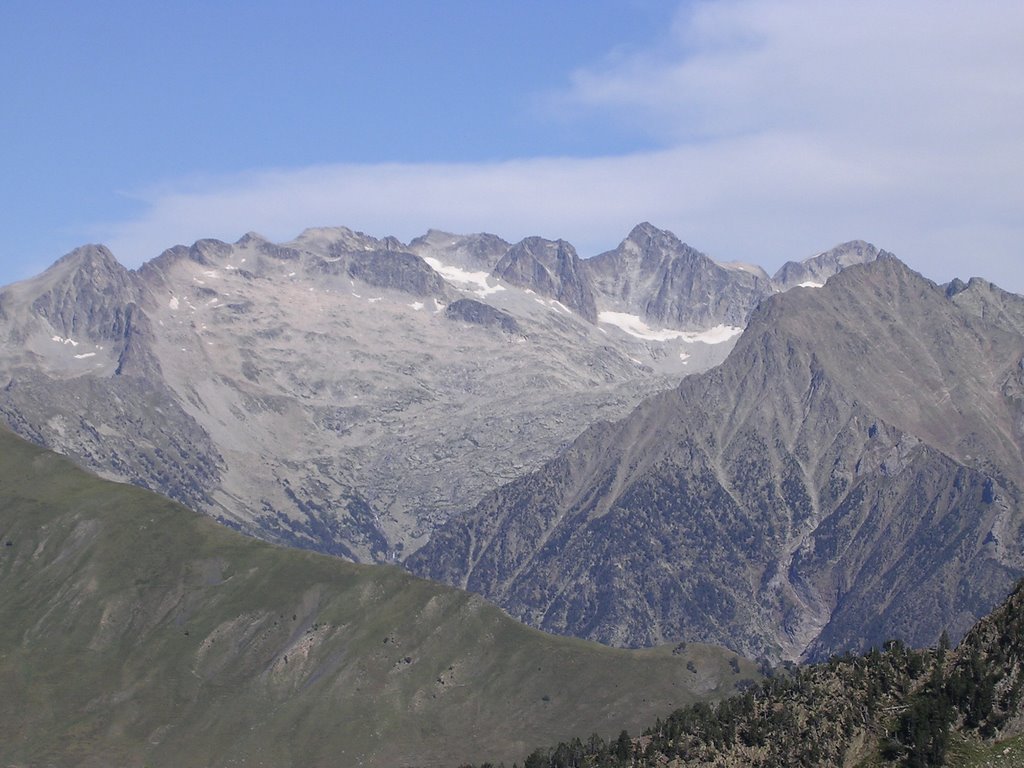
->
796;281;824;289
422;256;505;297
51;336;79;347
73;352;96;359
686;325;745;344
368;297;382;303
169;296;179;310
533;298;574;316
598;312;743;344
409;301;425;311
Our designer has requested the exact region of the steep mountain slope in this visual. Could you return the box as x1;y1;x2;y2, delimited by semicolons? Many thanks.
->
0;426;756;768
0;224;854;563
409;255;1024;662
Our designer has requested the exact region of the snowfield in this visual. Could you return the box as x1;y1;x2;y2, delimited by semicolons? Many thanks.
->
598;312;743;344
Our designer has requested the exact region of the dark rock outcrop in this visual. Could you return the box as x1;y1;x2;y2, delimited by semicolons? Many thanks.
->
347;249;450;298
445;298;522;335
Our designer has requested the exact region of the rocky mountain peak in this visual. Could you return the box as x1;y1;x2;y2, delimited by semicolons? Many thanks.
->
620;222;700;262
0;242;159;380
772;240;881;289
287;225;389;255
234;231;270;248
137;244;191;279
746;255;1024;477
187;238;234;266
945;274;1024;338
492;236;598;322
51;243;123;275
408;230;511;271
22;244;137;341
587;223;769;330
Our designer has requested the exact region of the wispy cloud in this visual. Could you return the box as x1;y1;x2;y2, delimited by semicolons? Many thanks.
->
102;0;1024;293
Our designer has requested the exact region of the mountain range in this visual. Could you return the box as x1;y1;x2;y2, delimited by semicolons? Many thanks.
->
3;220;1024;763
0;223;874;564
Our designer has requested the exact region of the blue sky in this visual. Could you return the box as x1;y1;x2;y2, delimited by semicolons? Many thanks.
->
2;0;1023;294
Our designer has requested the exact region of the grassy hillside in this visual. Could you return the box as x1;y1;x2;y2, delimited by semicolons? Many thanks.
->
0;427;755;768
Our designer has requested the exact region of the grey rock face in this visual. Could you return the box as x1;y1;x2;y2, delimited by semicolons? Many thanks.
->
492;237;599;323
408;230;510;272
346;249;450;298
5;245;135;343
0;370;223;514
772;240;880;290
586;223;773;328
946;275;1024;337
408;255;1024;662
445;299;522;335
28;245;138;341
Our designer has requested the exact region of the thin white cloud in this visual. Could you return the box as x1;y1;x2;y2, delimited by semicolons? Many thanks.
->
101;0;1024;294
566;1;1024;147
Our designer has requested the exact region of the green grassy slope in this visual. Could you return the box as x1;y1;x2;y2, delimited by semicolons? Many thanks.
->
0;427;755;768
